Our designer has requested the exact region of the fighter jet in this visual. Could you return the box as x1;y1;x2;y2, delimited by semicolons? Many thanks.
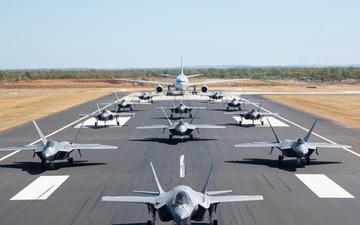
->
225;103;278;126
0;120;118;169
80;103;135;127
207;92;224;101
157;100;206;118
138;92;154;103
137;107;225;141
102;162;263;225
113;55;250;95
235;119;352;167
110;92;152;111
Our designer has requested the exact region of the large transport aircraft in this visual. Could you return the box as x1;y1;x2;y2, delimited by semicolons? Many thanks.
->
113;56;251;95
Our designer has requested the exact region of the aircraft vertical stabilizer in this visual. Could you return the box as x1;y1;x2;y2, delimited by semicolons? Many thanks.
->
150;162;164;194
201;162;215;194
304;119;318;142
33;120;47;145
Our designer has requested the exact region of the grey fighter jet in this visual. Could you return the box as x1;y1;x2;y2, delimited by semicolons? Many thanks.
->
80;104;135;127
102;162;263;225
138;92;154;103
207;92;224;101
235;119;351;167
102;92;151;112
157;100;206;118
0;120;118;169
225;103;278;126
137;108;224;141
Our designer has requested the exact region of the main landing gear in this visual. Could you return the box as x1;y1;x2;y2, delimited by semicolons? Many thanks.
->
278;155;284;165
68;157;74;166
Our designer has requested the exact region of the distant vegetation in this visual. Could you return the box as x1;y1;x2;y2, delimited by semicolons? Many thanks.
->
1;67;360;82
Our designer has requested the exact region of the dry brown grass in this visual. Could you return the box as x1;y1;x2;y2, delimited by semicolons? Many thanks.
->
1;79;359;132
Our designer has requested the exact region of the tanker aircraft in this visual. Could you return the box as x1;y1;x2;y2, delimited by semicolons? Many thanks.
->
235;119;351;167
0;120;118;169
157;100;206;118
113;56;250;95
225;103;278;126
137;107;224;141
80;103;135;127
102;162;263;225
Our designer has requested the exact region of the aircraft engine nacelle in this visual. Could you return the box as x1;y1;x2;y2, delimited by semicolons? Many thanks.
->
156;85;163;93
201;85;208;93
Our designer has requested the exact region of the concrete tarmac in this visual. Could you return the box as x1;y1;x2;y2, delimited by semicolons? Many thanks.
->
0;92;360;225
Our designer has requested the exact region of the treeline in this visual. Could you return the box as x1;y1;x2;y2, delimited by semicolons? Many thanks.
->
1;67;360;82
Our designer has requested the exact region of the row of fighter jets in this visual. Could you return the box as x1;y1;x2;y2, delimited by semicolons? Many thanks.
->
0;57;352;225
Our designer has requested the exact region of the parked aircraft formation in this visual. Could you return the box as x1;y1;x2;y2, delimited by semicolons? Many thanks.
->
0;60;354;225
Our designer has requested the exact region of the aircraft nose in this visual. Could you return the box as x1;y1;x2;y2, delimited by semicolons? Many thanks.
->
174;207;191;221
292;144;309;157
42;148;52;159
176;125;187;134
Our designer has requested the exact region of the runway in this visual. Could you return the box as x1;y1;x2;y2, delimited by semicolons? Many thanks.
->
0;92;360;225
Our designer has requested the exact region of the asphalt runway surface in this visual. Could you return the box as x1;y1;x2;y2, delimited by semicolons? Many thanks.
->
1;92;360;225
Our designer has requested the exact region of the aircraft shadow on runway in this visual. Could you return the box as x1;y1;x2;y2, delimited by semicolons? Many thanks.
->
150;116;201;120
128;138;218;145
0;161;107;175
113;223;209;225
84;124;130;129
225;158;342;172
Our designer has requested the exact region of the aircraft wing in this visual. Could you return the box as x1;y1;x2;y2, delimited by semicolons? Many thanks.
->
306;142;351;149
235;142;280;148
190;78;251;87
137;125;169;129
189;107;206;110
102;196;158;205
112;77;174;86
224;112;247;116
208;195;263;204
192;125;226;129
79;113;98;117
156;107;175;110
260;113;279;116
112;113;135;117
66;143;118;151
0;144;44;151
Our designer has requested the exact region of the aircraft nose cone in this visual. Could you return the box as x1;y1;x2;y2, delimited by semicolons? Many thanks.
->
42;148;52;159
292;144;309;157
174;207;191;221
176;125;187;135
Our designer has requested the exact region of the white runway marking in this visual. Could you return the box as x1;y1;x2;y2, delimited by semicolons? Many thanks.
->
11;176;69;200
74;117;132;128
296;174;354;198
232;116;288;127
180;155;185;178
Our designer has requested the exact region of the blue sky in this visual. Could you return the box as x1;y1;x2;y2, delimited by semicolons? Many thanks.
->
1;0;359;69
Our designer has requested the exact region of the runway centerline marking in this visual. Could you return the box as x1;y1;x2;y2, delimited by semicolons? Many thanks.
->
180;155;185;178
11;176;70;200
242;98;360;158
296;174;354;198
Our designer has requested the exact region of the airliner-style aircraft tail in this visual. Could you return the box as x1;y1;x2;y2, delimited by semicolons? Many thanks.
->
33;120;47;145
304;119;318;142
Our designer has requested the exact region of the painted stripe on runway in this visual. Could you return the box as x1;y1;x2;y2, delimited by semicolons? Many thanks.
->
242;99;360;158
74;117;132;128
180;155;185;178
296;174;354;198
232;116;289;127
11;176;69;200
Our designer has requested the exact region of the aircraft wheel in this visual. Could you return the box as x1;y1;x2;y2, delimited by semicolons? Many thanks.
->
130;107;133;111
261;121;264;125
213;220;218;225
278;155;283;164
169;134;172;141
117;121;120;126
147;220;152;225
151;100;153;103
50;163;55;170
95;122;98;126
306;157;310;165
190;114;192;118
239;121;242;126
170;114;173;119
190;134;193;140
226;107;229;111
69;157;74;166
41;159;46;167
